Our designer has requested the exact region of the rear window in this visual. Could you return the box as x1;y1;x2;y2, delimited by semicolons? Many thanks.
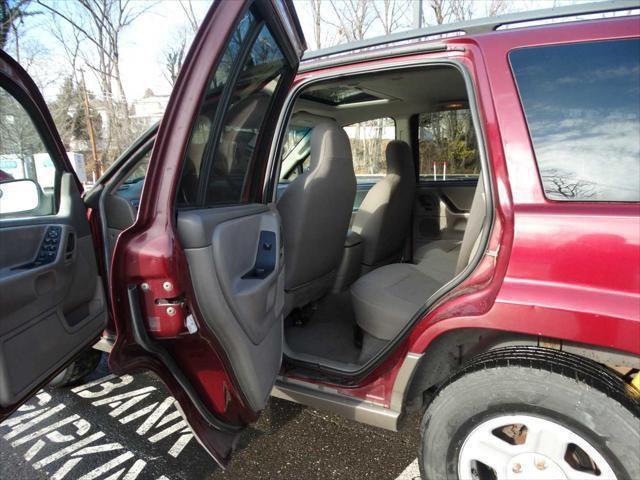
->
344;117;396;181
418;108;480;181
510;39;640;202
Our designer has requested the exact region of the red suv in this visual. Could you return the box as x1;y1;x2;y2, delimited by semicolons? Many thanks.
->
1;1;639;478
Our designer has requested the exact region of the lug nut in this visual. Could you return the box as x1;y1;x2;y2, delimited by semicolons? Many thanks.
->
163;281;173;292
166;306;176;316
535;459;547;470
512;463;522;474
141;283;150;291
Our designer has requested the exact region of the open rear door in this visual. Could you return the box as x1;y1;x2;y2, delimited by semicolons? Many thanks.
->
0;51;107;420
108;0;305;465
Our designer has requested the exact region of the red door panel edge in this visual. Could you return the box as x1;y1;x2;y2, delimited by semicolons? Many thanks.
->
107;0;257;465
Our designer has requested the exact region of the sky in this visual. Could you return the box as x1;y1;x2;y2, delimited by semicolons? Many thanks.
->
16;1;210;101
12;0;611;104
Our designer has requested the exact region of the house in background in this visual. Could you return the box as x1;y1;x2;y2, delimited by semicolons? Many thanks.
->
132;89;170;125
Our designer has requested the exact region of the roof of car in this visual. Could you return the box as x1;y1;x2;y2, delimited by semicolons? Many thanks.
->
300;0;639;70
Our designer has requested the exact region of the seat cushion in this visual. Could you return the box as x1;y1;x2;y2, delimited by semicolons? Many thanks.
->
413;239;461;285
351;263;443;340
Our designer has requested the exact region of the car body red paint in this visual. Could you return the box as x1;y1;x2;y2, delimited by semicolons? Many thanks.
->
321;17;640;407
108;12;640;435
1;0;638;469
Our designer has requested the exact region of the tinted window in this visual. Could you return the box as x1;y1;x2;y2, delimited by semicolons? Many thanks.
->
345;118;396;181
279;126;311;183
418;109;480;181
281;126;310;160
178;11;289;207
510;39;640;202
0;85;58;217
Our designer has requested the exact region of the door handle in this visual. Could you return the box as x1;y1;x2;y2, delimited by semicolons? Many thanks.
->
65;232;75;260
242;230;276;279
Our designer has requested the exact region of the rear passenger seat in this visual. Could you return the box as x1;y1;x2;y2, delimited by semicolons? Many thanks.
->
413;239;461;284
351;176;486;341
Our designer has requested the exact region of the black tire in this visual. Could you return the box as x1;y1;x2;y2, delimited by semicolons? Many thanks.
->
49;348;103;388
418;347;640;480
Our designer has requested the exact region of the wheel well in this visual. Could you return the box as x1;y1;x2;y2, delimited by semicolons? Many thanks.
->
405;328;640;409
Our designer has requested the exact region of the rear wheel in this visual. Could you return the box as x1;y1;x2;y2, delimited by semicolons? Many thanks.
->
418;347;640;480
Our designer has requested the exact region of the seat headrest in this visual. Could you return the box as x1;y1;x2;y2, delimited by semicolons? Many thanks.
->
309;120;352;170
386;140;413;176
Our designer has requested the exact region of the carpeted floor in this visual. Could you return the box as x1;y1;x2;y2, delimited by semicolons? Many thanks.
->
284;292;362;364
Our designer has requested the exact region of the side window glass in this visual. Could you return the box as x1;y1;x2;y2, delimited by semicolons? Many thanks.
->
285;157;310;181
345;118;396;184
178;10;289;207
510;39;640;202
122;151;150;185
282;127;311;162
418;108;480;182
279;126;311;182
0;85;58;217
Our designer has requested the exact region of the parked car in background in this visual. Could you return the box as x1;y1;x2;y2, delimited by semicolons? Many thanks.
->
0;169;13;181
1;1;638;479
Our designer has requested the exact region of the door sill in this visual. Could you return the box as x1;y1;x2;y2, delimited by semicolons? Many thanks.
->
271;378;400;431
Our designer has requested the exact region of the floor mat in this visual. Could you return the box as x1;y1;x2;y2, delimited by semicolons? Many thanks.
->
284;292;361;364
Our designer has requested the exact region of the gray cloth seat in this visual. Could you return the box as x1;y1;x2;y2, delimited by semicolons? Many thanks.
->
413;239;462;284
351;176;486;340
278;120;356;315
351;140;416;270
350;263;442;340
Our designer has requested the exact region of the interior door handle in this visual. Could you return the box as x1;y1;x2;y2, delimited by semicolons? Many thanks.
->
65;232;75;260
242;230;276;279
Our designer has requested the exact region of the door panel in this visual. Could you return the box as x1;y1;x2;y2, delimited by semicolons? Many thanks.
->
414;179;478;249
0;174;106;412
107;0;305;465
0;48;106;419
177;205;284;411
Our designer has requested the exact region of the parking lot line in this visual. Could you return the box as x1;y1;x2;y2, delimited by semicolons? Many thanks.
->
394;459;420;480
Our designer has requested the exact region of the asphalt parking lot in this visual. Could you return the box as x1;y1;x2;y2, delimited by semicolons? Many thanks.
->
1;355;422;480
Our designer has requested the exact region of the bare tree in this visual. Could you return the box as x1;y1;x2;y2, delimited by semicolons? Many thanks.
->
428;0;450;25
0;88;41;180
163;30;187;87
177;0;199;33
1;0;39;62
373;0;412;35
425;0;511;25
37;0;153;172
309;0;322;49
161;1;203;88
37;0;152;111
485;0;509;18
542;169;596;199
449;0;473;22
328;0;376;42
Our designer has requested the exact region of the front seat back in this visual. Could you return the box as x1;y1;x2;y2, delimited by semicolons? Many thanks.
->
277;120;356;312
352;140;416;270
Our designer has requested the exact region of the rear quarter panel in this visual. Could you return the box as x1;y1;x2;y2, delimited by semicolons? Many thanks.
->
411;17;640;358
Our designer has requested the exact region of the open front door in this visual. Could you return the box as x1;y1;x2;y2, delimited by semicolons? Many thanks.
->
108;0;306;465
0;52;107;420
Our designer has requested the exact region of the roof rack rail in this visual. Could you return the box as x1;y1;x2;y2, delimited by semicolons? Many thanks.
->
302;0;639;62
